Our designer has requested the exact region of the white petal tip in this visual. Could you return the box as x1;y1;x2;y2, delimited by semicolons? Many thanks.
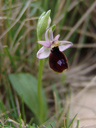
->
36;46;50;59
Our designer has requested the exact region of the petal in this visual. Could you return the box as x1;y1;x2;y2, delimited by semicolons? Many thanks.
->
59;41;73;51
47;17;51;28
38;41;51;48
37;46;50;59
45;29;49;41
54;34;60;41
45;28;53;42
60;41;73;45
49;28;53;41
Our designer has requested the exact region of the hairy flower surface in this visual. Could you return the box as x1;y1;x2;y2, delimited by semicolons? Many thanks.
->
37;28;73;72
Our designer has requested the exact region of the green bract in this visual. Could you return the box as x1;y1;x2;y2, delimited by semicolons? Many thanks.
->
51;24;56;31
37;10;51;40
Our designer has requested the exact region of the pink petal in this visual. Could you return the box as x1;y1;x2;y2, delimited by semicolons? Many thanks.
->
49;28;53;41
60;41;73;45
45;29;49;41
45;28;53;41
59;41;73;51
37;46;50;59
47;17;51;28
38;41;51;48
54;34;60;41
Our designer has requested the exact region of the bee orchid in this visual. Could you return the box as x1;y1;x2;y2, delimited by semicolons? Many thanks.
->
37;28;73;73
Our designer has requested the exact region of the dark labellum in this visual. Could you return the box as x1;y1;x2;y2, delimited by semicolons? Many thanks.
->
49;47;68;73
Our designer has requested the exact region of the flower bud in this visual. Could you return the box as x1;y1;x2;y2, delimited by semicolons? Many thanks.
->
37;10;51;40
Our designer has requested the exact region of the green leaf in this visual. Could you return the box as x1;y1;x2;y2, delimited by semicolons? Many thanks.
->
8;73;48;123
44;120;56;128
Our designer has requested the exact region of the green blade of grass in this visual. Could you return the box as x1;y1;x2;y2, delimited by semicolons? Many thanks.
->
18;114;22;128
68;114;77;128
76;119;79;128
2;72;19;120
53;0;59;17
0;100;8;119
43;0;49;11
3;45;17;70
66;106;70;128
21;95;26;123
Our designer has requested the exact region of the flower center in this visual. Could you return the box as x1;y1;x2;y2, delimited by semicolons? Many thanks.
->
51;41;60;49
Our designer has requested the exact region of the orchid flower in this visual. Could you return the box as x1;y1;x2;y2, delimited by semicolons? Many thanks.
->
37;28;73;72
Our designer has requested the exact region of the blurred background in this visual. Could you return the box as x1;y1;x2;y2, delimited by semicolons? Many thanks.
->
0;0;96;127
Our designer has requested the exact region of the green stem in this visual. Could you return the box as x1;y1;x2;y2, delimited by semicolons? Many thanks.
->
38;59;44;121
37;37;44;124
